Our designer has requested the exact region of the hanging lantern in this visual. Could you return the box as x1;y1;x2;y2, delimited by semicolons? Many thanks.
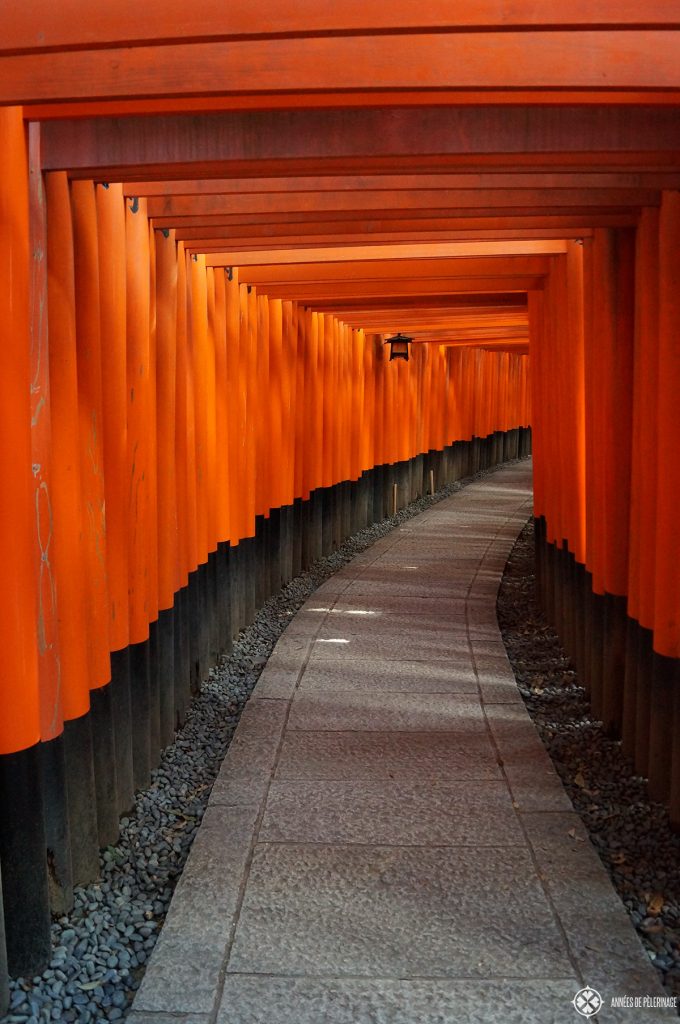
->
384;333;412;361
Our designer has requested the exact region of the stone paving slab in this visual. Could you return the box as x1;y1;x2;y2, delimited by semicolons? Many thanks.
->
306;603;470;634
228;843;575;978
134;462;674;1022
275;728;502;781
216;977;584;1024
297;657;478;694
314;615;473;639
259;779;525;846
288;691;486;732
306;629;470;661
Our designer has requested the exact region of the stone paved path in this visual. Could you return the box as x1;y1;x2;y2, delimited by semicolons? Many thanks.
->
130;462;673;1023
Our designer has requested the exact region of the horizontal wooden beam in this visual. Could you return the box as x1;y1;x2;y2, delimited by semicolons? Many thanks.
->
411;327;529;340
190;222;626;251
305;295;528;312
39;107;680;178
245;277;544;300
234;255;550;285
334;311;529;327
168;214;637;246
145;187;657;219
6;32;680;106
415;338;530;350
203;241;565;268
122;171;680;197
24;90;680;120
171;213;637;248
6;1;677;54
203;238;577;265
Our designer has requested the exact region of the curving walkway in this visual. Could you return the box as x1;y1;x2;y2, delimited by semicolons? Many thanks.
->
130;462;672;1023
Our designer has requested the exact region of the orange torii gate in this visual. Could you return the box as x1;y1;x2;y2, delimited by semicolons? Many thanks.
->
1;3;680;1009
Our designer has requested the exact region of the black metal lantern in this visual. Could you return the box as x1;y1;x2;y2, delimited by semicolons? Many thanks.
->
384;333;412;361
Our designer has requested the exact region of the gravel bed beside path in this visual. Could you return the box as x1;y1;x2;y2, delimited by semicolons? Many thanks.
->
497;520;680;1017
2;460;518;1024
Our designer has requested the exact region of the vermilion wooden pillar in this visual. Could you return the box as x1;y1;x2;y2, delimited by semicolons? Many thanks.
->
28;125;72;919
625;207;660;775
0;106;49;980
155;227;180;743
652;191;680;814
71;178;118;846
97;182;134;811
46;171;100;887
125;193;153;787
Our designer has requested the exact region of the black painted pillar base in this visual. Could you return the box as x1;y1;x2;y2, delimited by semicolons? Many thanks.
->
197;562;211;681
187;569;201;694
206;551;218;667
129;637;151;790
0;870;8;1015
148;618;161;769
280;504;294;586
300;493;312;569
244;535;257;626
634;625;654;779
254;515;266;608
622;617;640;757
158;606;176;749
329;486;341;549
560;546;576;665
0;745;51;975
292;498;303;576
176;587;192;725
364;470;374;527
218;542;232;656
533;518;545;611
648;652;678;804
571;557;586;678
321;487;333;555
342;480;352;540
586;588;605;718
229;543;243;638
40;735;73;915
269;508;282;594
110;647;134;815
671;681;680;831
602;593;627;737
63;713;100;886
90;683;119;847
372;466;383;522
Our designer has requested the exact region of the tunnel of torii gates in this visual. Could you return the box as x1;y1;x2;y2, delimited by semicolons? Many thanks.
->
1;2;680;1002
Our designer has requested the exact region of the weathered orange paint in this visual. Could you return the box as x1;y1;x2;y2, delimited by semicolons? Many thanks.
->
97;183;130;651
71;179;111;689
654;191;680;659
0;108;41;755
125;194;152;643
212;266;230;544
45;171;90;721
28;123;62;743
155;228;179;611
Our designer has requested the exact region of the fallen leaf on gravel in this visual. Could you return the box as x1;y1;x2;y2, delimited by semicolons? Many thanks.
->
610;851;627;865
567;827;585;842
574;770;587;788
648;893;665;916
78;979;104;991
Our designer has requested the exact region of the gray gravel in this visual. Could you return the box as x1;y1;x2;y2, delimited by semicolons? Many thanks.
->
2;459;520;1024
497;520;680;1016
